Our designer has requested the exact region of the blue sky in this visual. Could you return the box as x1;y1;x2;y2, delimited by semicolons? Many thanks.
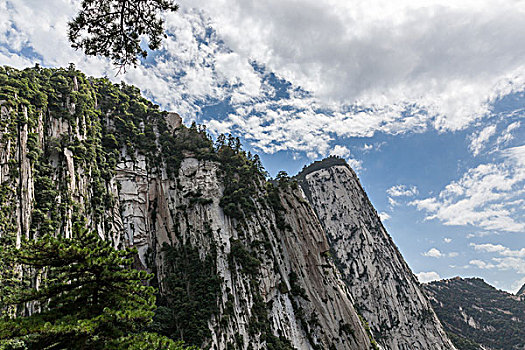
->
1;0;524;292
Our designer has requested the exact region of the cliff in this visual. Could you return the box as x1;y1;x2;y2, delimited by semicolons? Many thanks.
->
0;66;372;349
518;283;525;297
296;157;456;350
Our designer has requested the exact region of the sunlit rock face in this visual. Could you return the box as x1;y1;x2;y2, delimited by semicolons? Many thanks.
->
0;66;371;350
113;156;372;350
1;65;457;350
297;157;456;350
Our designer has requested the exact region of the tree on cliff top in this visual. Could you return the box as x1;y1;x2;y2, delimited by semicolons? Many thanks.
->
68;0;179;73
0;228;194;350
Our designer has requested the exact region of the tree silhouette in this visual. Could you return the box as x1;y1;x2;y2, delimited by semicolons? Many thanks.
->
68;0;179;73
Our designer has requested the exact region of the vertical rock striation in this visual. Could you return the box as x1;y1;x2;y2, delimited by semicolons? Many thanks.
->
297;157;456;350
0;66;373;350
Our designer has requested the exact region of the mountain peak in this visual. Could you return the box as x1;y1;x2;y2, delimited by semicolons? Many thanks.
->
295;156;349;179
518;283;525;296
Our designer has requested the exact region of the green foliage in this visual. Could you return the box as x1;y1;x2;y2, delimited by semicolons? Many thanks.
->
265;183;290;231
425;277;525;350
150;244;221;347
229;239;261;276
30;162;60;237
160;123;216;178
288;271;308;300
0;65;286;349
0;230;157;349
107;332;197;350
247;295;295;350
216;136;265;220
446;332;482;350
68;0;179;71
357;315;380;350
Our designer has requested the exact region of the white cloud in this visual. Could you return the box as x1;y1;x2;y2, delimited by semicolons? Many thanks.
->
470;243;525;257
511;276;525;294
416;271;441;283
187;0;525;131
497;121;521;146
466;231;496;239
362;143;374;152
501;144;525;166
491;257;525;274
387;184;419;197
443;237;452;243
468;124;497;156
469;242;525;274
328;145;363;171
422;247;459;258
388;197;399;208
330;145;351;158
469;259;495;269
411;145;525;232
470;243;507;253
346;158;363;172
423;248;443;258
2;0;525;159
379;212;391;221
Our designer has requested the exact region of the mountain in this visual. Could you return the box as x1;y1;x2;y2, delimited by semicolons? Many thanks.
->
518;283;525;297
0;65;454;349
296;157;455;350
424;277;525;350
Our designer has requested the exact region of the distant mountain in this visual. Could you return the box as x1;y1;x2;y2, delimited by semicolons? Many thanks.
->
424;277;525;350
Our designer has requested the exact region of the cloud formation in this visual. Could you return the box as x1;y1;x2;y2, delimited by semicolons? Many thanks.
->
423;248;443;258
387;185;419;197
468;242;525;276
422;248;458;258
2;0;525;159
416;271;441;283
469;125;497;156
411;144;525;232
188;0;525;130
379;212;391;221
470;243;525;257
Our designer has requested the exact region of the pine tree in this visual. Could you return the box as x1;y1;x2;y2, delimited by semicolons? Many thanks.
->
68;0;179;72
0;229;194;350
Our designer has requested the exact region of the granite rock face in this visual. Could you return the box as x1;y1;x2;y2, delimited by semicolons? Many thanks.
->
1;66;457;350
297;157;456;350
0;66;372;350
113;156;373;350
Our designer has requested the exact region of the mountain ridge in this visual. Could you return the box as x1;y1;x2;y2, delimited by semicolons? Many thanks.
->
0;65;456;349
424;277;525;350
518;283;525;296
297;158;455;350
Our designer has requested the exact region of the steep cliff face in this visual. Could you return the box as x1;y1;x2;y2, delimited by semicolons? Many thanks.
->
0;66;372;349
297;157;456;350
518;283;525;297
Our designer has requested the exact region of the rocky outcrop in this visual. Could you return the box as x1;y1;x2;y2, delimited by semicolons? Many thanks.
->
297;157;456;350
518;283;525;297
0;66;372;350
1;65;460;350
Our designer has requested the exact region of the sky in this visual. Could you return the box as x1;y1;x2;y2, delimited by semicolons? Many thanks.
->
1;0;524;292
